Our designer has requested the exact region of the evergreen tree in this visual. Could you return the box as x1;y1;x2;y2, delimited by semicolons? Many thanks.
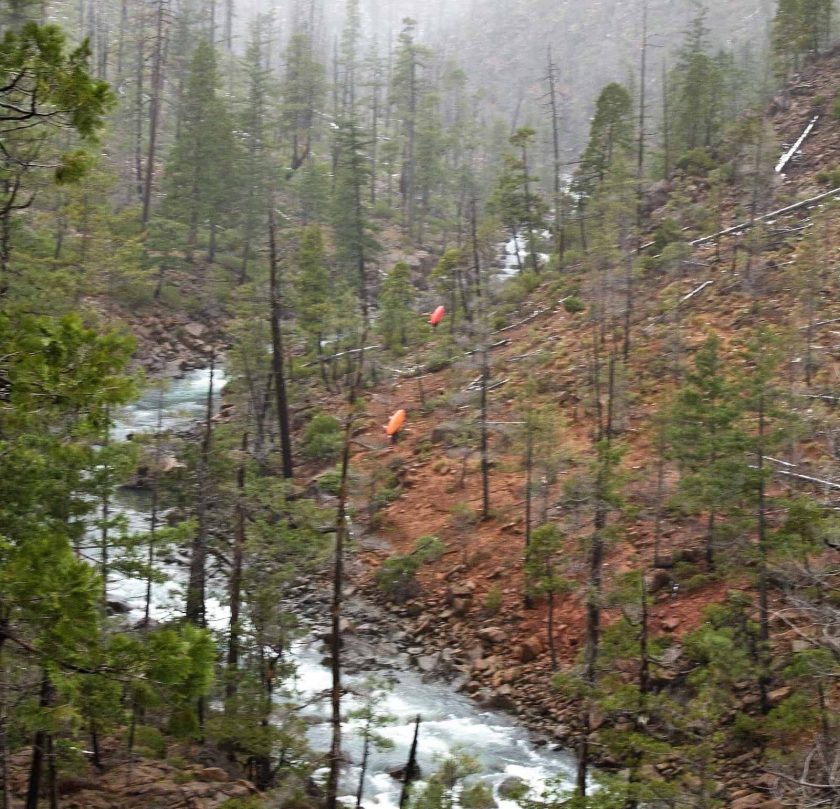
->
378;260;416;352
332;117;379;325
162;39;239;262
281;29;326;174
667;335;748;571
574;83;633;204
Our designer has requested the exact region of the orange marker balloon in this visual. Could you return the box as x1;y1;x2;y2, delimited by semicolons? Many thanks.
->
385;408;407;436
429;305;445;327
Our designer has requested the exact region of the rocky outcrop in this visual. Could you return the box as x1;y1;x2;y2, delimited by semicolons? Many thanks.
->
7;751;262;809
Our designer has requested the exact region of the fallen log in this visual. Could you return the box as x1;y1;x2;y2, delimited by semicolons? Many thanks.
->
690;185;840;247
775;115;819;174
301;344;382;368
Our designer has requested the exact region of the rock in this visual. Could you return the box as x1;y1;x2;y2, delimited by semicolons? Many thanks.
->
768;686;792;706
417;655;438;673
645;568;672;594
389;762;421;781
478;626;509;645
197;767;231;783
731;794;768;809
552;724;571;740
661;616;681;632
452;597;471;615
517;634;544;663
159;455;186;473
106;600;131;615
431;421;460;445
449;581;476;598
754;773;779;791
183;322;208;339
486;685;516;711
497;776;527;799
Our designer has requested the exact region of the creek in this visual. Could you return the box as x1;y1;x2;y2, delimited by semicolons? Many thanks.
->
104;368;577;809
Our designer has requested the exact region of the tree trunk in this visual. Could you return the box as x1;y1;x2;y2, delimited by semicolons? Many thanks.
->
133;7;146;198
226;432;248;705
756;390;771;715
355;724;371;809
524;430;534;609
479;344;490;520
547;588;557;670
25;674;53;809
326;415;354;809
635;2;648;246
0;618;10;809
186;355;215;627
142;0;166;225
577;354;614;797
546;47;564;264
398;716;421;809
268;208;294;479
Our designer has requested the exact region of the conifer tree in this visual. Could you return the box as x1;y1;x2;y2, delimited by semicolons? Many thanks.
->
667;335;747;571
574;83;634;204
378;261;415;352
332;117;378;325
163;39;238;262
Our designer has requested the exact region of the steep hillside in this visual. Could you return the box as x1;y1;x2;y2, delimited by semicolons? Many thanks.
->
336;48;839;805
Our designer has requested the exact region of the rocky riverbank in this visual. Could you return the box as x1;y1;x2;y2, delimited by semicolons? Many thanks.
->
284;532;781;808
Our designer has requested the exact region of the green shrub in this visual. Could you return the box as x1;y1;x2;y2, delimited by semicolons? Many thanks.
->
413;534;445;563
483;585;503;615
675;147;717;176
815;167;840;186
316;468;343;495
563;295;585;314
303;412;343;461
126;725;166;759
375;554;421;602
219;799;267;809
451;500;478;529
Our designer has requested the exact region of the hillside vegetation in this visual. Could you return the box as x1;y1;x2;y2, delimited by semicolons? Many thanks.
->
0;0;837;808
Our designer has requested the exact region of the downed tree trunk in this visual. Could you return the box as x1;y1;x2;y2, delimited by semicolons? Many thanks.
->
775;115;819;174
690;185;840;246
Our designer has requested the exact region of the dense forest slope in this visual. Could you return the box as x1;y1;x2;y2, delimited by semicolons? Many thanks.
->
335;46;840;807
1;0;838;808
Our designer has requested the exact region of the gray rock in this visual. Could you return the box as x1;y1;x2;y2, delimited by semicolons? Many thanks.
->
497;777;527;799
417;655;439;673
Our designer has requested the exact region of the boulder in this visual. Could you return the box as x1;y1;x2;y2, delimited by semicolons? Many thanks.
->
431;421;460;445
106;600;132;615
517;634;544;663
486;685;516;711
183;322;208;339
478;626;509;645
416;655;439;673
389;762;422;781
730;795;768;809
497;776;527;799
661;616;681;632
196;767;231;783
645;568;672;594
768;686;792;706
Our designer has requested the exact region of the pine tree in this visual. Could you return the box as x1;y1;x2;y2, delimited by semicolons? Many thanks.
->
281;29;326;174
574;83;634;204
524;524;570;670
332;117;378;325
162;39;239;262
667;335;748;572
378;261;415;352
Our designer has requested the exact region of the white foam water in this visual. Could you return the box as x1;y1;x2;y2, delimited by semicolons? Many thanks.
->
103;367;576;807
